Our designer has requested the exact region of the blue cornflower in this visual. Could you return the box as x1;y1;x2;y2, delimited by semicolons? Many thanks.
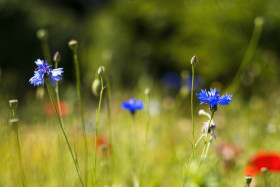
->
29;59;63;86
122;98;144;114
197;88;233;110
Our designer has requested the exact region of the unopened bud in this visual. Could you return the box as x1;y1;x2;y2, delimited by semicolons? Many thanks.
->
9;99;18;110
68;40;78;52
245;176;252;186
145;88;150;96
190;56;197;65
255;16;264;27
9;118;19;129
98;66;105;75
53;51;61;63
92;78;101;97
261;167;268;174
37;29;48;41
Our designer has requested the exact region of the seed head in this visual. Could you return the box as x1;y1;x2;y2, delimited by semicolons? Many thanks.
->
9;99;18;110
245;176;252;186
68;40;78;52
37;29;48;41
190;56;197;65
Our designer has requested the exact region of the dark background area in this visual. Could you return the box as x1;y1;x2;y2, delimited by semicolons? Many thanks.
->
1;0;280;100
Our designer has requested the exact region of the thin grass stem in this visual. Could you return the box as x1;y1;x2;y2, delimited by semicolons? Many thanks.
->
93;74;105;186
72;50;88;186
12;122;27;187
105;74;114;186
45;79;84;187
191;64;195;155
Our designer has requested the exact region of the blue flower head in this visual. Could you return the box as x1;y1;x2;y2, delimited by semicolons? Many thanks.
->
197;88;233;111
122;98;144;114
29;59;63;86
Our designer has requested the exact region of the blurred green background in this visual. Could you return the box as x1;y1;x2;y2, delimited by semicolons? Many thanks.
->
1;0;280;97
1;0;280;186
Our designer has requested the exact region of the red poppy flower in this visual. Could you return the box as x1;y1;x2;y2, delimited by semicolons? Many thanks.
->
44;100;70;117
244;151;280;176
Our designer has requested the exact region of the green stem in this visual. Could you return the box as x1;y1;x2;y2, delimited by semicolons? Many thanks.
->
14;127;27;187
131;115;138;187
183;64;196;186
40;40;52;65
184;134;204;182
73;51;88;186
93;75;105;186
263;171;269;187
198;111;215;166
145;94;151;147
140;92;151;186
105;75;113;186
195;134;204;148
45;79;84;187
54;61;64;126
191;64;195;155
12;110;16;118
204;137;213;158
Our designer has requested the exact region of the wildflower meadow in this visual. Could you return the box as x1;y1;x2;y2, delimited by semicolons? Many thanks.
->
1;0;280;187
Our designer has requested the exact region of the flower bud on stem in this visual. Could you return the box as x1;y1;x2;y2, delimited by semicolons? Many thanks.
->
9;118;27;187
93;67;106;186
69;39;88;186
37;29;52;65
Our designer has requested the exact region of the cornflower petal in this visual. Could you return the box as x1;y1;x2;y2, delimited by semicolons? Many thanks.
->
35;59;44;66
122;98;144;114
29;59;63;87
197;88;233;108
219;94;233;105
197;89;209;104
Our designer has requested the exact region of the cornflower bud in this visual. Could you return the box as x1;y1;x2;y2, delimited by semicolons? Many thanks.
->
37;29;48;41
190;56;197;65
53;51;61;63
92;78;101;97
98;66;105;75
68;40;78;52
